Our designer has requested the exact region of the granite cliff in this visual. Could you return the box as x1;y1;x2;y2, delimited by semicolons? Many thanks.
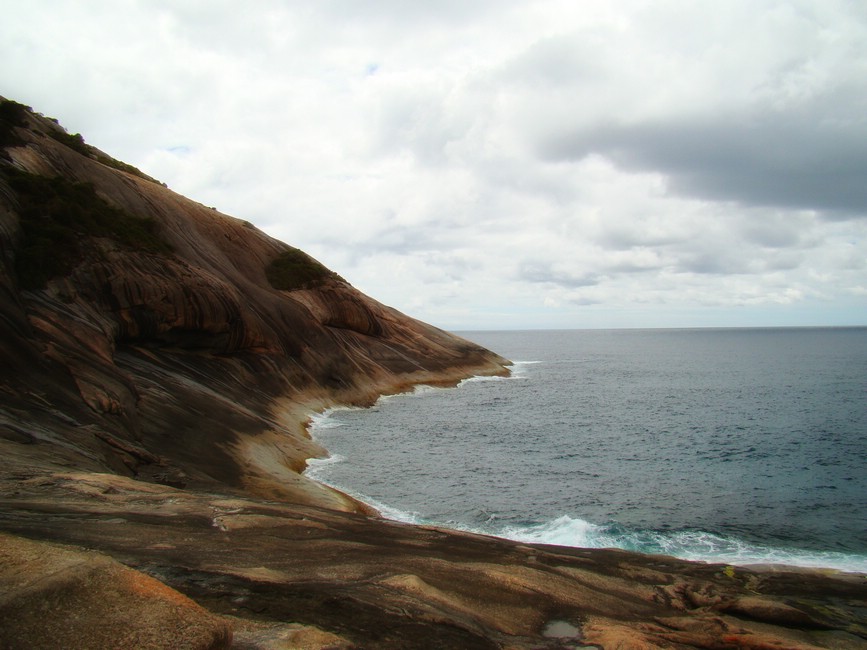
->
0;98;865;649
0;97;508;510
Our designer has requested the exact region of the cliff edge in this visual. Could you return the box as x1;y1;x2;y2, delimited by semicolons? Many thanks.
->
0;97;509;510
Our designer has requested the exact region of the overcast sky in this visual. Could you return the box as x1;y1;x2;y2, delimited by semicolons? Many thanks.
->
3;1;866;330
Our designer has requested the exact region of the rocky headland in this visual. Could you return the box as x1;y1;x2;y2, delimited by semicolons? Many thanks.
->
0;98;865;649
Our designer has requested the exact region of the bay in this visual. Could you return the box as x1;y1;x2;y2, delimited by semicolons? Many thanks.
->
307;327;867;572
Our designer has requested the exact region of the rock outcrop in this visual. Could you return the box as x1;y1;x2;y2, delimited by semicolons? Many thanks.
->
0;96;509;508
0;98;865;649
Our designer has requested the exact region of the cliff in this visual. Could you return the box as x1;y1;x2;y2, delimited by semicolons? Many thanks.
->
0;98;865;649
0;97;508;510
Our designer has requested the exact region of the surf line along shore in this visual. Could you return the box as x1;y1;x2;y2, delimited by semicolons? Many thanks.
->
280;380;867;648
4;421;866;649
299;368;521;520
3;346;864;648
297;337;867;577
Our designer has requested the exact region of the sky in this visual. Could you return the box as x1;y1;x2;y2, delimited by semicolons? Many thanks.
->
2;1;866;331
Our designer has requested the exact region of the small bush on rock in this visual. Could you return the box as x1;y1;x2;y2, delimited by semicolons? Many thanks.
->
265;248;342;291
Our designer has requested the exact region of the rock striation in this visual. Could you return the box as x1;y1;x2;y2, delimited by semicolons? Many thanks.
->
0;98;865;649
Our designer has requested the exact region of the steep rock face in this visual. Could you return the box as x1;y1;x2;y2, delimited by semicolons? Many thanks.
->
0;98;509;506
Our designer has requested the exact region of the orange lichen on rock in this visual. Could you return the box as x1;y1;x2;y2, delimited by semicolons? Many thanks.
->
0;533;231;650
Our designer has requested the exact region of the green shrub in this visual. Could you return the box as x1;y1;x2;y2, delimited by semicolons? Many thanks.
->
1;167;172;289
265;248;342;290
49;130;91;156
93;152;161;184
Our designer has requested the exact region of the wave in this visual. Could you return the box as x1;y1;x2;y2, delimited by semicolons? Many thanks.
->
304;476;867;574
305;464;867;573
496;515;867;574
461;360;541;383
307;409;352;430
304;453;346;472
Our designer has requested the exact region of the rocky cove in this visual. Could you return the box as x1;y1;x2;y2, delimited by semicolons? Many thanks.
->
0;98;865;649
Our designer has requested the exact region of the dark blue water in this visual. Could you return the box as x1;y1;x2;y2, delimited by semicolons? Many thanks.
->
307;328;867;572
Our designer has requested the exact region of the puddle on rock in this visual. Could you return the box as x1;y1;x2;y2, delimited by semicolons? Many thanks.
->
541;620;599;649
542;620;581;638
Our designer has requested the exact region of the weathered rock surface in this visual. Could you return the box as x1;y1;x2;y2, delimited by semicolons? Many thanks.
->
0;98;865;649
0;532;232;650
1;472;865;649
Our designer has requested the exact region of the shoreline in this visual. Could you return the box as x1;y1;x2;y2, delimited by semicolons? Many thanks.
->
3;366;866;648
305;455;867;577
299;379;867;578
4;465;866;649
277;359;513;511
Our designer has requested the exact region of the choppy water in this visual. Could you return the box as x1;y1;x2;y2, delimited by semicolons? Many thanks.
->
306;328;867;573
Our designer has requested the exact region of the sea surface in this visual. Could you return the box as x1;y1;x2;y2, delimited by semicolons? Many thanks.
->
306;327;867;573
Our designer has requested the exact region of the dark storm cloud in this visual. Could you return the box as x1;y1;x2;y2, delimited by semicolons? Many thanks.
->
538;103;867;217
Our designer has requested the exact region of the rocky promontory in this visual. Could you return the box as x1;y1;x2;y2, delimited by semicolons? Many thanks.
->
0;98;865;649
0;97;508;510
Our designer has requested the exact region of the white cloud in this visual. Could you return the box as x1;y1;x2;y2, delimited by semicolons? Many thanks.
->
2;0;865;329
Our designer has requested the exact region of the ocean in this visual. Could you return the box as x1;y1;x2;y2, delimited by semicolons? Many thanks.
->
306;327;867;573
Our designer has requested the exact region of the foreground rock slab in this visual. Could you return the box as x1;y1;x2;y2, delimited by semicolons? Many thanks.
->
1;471;865;649
0;532;232;650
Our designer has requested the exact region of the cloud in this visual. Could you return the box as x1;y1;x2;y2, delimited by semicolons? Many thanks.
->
537;109;867;217
519;261;600;288
1;0;865;329
500;3;867;217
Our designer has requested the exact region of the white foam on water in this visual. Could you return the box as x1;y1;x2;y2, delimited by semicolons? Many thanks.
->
506;360;541;379
499;515;601;547
458;375;506;385
303;474;425;525
304;453;345;473
356;384;446;407
495;515;867;574
408;384;449;396
301;463;867;575
307;412;346;430
457;360;540;385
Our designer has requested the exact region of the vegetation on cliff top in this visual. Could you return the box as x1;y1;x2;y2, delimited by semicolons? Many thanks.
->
265;248;344;291
1;166;172;289
0;98;162;184
48;129;163;183
2;97;338;294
